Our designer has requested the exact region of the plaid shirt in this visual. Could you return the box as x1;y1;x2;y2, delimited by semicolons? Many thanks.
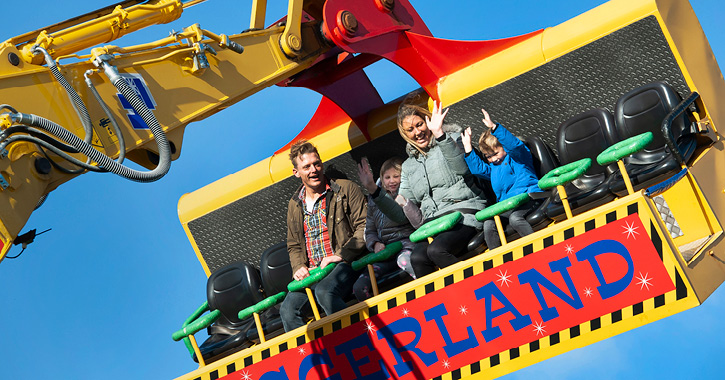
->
299;185;335;267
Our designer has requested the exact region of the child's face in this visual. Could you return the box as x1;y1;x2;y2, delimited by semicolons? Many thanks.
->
382;168;401;194
485;146;507;165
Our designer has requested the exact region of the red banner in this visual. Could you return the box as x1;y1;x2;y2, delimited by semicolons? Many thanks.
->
226;214;674;380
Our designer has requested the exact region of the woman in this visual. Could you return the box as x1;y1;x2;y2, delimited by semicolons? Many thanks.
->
358;95;488;278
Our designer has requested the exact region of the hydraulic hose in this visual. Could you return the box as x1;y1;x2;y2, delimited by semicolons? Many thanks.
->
32;47;96;174
39;145;89;175
34;47;94;145
84;69;126;164
0;53;170;181
34;194;48;210
0;125;80;154
12;111;168;182
0;134;103;172
0;125;96;174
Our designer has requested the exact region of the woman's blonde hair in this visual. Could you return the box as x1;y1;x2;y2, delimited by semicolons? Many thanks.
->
397;93;432;156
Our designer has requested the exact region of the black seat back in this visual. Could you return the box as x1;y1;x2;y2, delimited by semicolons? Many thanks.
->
259;242;293;296
613;82;693;164
523;136;560;179
207;261;265;327
557;108;617;189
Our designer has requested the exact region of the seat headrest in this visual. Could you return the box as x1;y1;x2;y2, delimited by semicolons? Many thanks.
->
557;108;616;177
259;242;293;296
207;261;264;325
614;82;688;162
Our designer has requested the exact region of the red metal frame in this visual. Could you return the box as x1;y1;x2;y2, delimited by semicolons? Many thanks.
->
276;0;542;153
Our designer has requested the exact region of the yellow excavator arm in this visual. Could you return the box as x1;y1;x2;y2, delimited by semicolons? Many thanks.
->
0;0;330;261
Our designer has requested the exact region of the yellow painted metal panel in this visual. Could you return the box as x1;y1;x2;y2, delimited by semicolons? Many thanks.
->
177;158;273;225
663;172;719;250
655;0;725;135
541;0;656;61
438;35;544;108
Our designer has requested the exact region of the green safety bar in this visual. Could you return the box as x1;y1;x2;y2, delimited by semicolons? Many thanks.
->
475;193;531;221
409;211;463;243
351;241;403;271
172;301;222;357
538;158;592;190
597;132;654;166
287;262;337;292
238;291;287;320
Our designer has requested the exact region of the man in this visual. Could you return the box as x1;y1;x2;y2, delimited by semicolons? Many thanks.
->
280;139;368;332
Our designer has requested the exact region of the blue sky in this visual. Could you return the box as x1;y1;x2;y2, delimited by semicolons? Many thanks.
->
0;0;723;379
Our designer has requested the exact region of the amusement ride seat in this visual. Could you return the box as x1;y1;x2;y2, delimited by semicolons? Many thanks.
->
607;82;698;196
246;242;292;343
544;108;618;221
195;261;263;363
519;135;559;230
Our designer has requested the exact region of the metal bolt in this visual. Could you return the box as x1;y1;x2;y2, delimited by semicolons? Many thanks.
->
339;10;358;36
377;0;395;11
7;52;20;66
287;34;301;51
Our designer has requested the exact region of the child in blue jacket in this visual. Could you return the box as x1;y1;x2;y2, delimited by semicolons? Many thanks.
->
461;109;542;249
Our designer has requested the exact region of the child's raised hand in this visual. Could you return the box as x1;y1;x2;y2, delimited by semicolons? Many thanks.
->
481;108;496;131
425;100;449;139
357;157;378;194
461;127;473;153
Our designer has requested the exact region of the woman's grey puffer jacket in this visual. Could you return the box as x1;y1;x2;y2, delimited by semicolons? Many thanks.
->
374;124;488;229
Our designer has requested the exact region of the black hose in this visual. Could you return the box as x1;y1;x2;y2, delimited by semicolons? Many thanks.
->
38;144;86;175
1;125;79;154
16;110;168;181
0;135;103;172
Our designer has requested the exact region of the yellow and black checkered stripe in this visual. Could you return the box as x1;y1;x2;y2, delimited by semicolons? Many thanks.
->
183;198;696;380
429;199;696;380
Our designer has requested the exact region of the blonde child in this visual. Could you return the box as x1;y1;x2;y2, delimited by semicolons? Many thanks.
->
461;109;542;249
354;157;417;300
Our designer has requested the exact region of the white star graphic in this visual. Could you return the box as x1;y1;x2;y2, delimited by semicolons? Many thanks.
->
532;320;546;336
622;221;640;239
565;244;575;255
241;370;252;380
583;287;593;298
496;269;513;287
636;272;653;291
442;359;451;369
297;346;306;355
402;308;410;317
459;305;469;315
365;320;377;334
